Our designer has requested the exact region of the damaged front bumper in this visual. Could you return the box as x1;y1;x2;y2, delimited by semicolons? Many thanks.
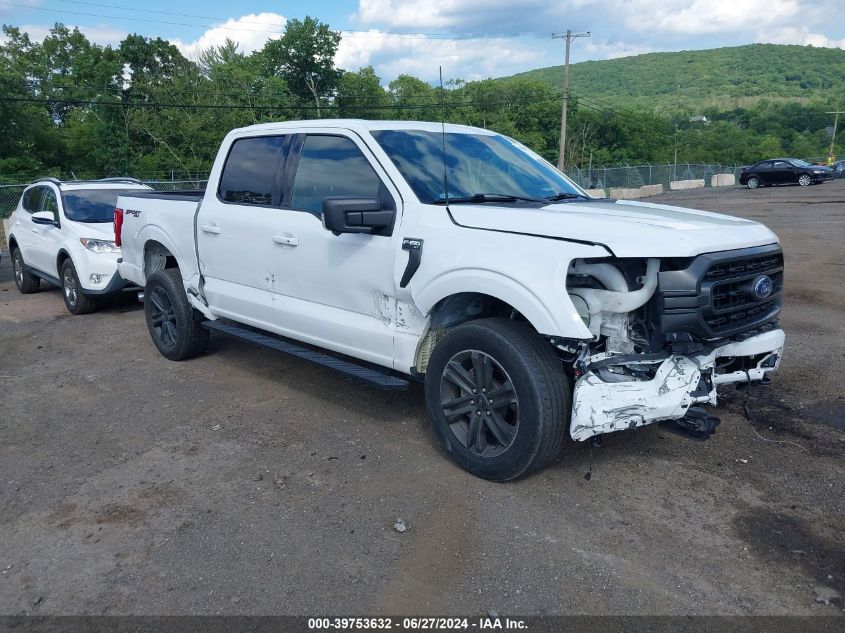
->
569;329;785;441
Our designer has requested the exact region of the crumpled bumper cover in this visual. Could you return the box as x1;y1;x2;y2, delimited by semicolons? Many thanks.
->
570;329;785;441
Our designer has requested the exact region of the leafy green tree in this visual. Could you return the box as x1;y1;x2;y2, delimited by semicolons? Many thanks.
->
260;16;341;115
757;134;784;158
336;66;391;119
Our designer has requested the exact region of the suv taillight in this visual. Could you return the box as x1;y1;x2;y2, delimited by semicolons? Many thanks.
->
114;208;124;246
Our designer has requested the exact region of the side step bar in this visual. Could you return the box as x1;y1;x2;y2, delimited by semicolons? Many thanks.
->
202;320;410;391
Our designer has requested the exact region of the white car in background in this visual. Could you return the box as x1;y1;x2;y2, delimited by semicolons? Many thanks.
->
7;177;152;314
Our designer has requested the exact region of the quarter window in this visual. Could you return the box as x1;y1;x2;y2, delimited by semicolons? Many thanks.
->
22;187;42;213
218;136;288;206
291;135;383;214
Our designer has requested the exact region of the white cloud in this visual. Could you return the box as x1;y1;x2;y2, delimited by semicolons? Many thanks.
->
4;22;127;47
350;0;845;78
351;0;455;29
628;0;801;34
172;12;286;60
763;25;845;48
0;0;40;19
336;30;550;81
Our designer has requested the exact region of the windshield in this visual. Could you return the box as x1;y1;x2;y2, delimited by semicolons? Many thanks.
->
788;159;811;167
371;130;585;204
63;188;146;222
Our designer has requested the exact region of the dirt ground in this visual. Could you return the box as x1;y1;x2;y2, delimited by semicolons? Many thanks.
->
0;180;842;617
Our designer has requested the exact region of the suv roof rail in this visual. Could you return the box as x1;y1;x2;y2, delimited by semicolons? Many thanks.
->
97;177;145;184
33;177;63;186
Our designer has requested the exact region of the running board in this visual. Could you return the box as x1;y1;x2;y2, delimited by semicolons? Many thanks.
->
201;320;410;391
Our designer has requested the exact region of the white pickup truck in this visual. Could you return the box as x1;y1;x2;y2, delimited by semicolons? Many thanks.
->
116;120;785;480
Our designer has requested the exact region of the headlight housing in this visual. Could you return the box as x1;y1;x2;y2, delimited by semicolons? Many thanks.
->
80;238;120;254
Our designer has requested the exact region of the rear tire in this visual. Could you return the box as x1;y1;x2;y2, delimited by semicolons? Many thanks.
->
12;248;40;294
746;176;760;189
61;259;97;315
424;318;570;481
144;268;209;361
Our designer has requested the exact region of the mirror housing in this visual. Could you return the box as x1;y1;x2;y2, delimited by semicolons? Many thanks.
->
323;197;393;235
31;211;58;227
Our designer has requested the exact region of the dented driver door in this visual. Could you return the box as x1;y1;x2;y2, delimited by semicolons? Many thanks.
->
265;130;404;370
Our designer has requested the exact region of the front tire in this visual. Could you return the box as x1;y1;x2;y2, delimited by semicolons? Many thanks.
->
12;248;41;294
424;318;570;481
144;268;209;361
798;173;812;186
61;259;97;315
746;176;760;189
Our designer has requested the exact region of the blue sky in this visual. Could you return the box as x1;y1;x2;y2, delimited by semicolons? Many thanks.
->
2;0;844;82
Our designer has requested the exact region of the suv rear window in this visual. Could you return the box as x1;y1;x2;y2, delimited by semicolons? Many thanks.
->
218;136;287;206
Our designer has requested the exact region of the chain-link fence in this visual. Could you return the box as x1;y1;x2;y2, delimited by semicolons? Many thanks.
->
1;164;740;222
563;163;741;191
0;179;208;220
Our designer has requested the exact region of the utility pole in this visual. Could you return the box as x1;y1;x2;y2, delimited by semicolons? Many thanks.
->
553;29;590;171
826;111;843;164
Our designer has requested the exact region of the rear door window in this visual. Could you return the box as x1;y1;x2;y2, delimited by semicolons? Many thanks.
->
218;136;289;206
290;135;385;215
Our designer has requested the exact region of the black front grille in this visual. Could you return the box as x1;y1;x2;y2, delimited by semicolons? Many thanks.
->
710;270;784;312
706;298;779;332
704;253;782;280
654;244;783;343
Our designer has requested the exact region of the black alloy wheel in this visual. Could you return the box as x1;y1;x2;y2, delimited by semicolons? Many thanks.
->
439;349;520;458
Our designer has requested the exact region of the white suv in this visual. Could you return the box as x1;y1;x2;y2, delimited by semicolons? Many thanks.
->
8;177;152;314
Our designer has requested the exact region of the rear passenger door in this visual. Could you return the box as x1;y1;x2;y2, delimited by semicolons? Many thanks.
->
197;134;294;326
11;186;44;266
754;161;773;184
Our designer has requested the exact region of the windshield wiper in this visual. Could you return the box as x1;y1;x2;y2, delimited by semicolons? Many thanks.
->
433;192;545;205
544;192;588;201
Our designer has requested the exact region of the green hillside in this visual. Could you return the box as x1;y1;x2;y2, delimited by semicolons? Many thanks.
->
510;44;845;109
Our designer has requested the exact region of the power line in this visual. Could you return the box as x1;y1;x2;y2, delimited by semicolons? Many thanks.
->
1;1;549;40
570;91;675;140
0;94;562;111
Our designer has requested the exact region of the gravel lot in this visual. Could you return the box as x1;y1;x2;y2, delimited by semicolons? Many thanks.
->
0;180;843;616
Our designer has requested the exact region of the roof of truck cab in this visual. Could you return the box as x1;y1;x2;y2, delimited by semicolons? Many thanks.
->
229;119;497;136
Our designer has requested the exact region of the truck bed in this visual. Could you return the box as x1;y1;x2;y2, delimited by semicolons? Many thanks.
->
116;191;204;289
120;190;204;202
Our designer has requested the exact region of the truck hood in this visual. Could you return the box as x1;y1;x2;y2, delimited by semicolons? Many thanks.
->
447;199;779;257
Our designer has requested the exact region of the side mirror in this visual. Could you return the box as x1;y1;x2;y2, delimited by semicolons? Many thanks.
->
31;211;58;227
323;197;394;235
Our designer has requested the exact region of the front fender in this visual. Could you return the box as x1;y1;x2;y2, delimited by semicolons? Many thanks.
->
413;267;592;339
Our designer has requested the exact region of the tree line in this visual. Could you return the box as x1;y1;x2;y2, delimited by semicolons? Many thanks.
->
1;17;841;182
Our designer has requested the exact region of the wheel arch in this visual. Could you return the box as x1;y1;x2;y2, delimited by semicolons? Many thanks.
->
56;248;72;273
143;239;180;279
414;269;591;339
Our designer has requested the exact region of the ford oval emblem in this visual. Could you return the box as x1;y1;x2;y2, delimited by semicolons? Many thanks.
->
751;274;774;300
